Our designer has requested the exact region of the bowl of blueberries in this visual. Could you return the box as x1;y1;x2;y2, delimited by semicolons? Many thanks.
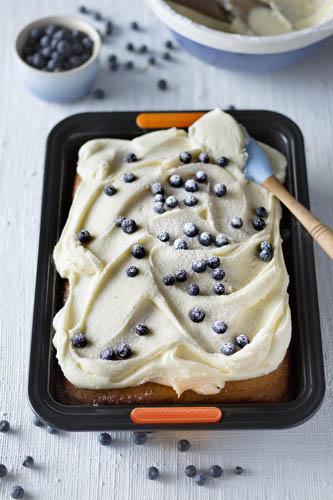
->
15;16;102;102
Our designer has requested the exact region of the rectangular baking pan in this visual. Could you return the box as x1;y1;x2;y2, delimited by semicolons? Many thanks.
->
29;110;325;431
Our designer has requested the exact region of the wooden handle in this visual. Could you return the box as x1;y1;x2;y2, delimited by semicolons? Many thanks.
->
263;175;333;259
136;112;205;129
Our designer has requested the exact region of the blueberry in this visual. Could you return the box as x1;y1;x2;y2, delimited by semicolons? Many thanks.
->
126;42;134;51
130;21;139;30
32;415;44;427
184;179;199;192
215;234;229;247
162;51;171;60
187;283;200;296
79;5;88;14
194;474;206;486
123;172;136;183
209;465;223;478
184;194;198;207
134;323;149;336
236;334;249;348
104;184;116;196
156;230;169;242
108;54;117;63
180;151;192;164
214;283;225;295
83;38;93;50
147;466;159;480
169;174;183;187
56;40;71;56
121;218;137;234
212;268;225;280
69;55;82;68
212;321;227;334
214;183;227;198
217;156;229;167
132;431;147;445
105;20;113;35
116;215;126;227
231;217;243;229
22;456;34;468
259;250;273;262
252;218;266;231
177;439;190;452
45;24;57;36
125;60;134;70
47;426;58;434
174;238;187;250
40;35;51;47
10;485;25;499
125;152;138;163
235;466;244;475
175;269;188;282
165;40;174;49
221;341;235;356
93;10;102;20
151;182;164;195
154;202;166;214
139;44;148;54
195;170;207;183
165;195;178;208
126;265;139;277
189;307;205;323
31;53;45;69
71;333;88;348
192;259;207;273
0;464;7;478
98;432;112;446
116;343;132;359
29;28;43;40
154;194;165;203
163;274;175;286
157;79;167;90
185;465;197;478
198;152;210;163
207;256;220;269
148;56;156;65
0;420;9;433
72;43;84;55
183;222;199;238
131;244;146;259
260;240;273;252
100;347;117;360
93;88;105;99
199;232;213;246
256;206;267;218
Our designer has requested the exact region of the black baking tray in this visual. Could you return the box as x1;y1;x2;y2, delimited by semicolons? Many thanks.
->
29;110;325;431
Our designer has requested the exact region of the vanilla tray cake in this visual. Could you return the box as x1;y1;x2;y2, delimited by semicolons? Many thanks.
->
53;109;292;405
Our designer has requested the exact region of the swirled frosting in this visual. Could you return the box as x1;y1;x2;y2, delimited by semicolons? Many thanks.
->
53;109;291;396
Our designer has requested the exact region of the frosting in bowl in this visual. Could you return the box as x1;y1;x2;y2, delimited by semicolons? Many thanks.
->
53;109;291;396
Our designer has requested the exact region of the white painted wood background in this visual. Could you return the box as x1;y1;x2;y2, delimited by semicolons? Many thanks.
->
0;1;332;499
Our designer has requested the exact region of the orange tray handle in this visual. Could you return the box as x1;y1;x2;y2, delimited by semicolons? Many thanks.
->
130;406;222;425
136;112;205;129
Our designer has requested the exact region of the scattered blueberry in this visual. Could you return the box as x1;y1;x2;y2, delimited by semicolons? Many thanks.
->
221;341;235;356
0;420;9;433
157;79;167;90
256;206;267;218
0;464;7;478
125;152;138;163
79;5;88;14
214;283;225;295
189;307;205;323
151;182;164;195
77;229;91;243
215;234;229;247
259;249;273;262
98;432;112;446
126;42;134;51
148;56;156;65
192;259;207;273
212;321;227;334
100;347;117;360
22;456;34;468
198;152;209;163
93;11;102;21
165;40;174;49
207;256;220;269
108;54;117;64
33;415;44;427
179;152;192;164
47;426;58;434
10;485;25;499
156;230;169;242
212;268;225;280
121;218;137;234
104;184;116;196
231;217;243;229
125;60;134;70
116;215;126;227
260;240;273;253
139;44;148;54
131;244;146;259
154;194;165;203
183;194;198;207
71;332;88;348
130;21;139;31
235;334;249;348
147;466;159;480
116;343;132;359
217;156;229;167
153;201;166;214
183;222;199;237
162;51;171;60
165;195;178;208
199;232;213;246
126;265;139;277
163;274;175;286
187;283;200;296
214;183;227;197
132;431;147;445
174;238;188;250
195;170;207;183
169;174;183;187
185;465;197;478
93;88;105;99
209;465;223;478
184;179;199;192
252;217;266;231
235;466;244;475
194;474;206;486
177;439;190;452
134;323;149;336
123;172;136;183
175;269;188;282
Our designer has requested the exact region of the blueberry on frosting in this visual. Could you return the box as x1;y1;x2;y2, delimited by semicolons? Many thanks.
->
131;244;146;259
183;222;199;237
207;256;220;269
212;321;227;334
156;230;169;242
215;234;229;247
214;283;225;295
184;179;199;193
77;229;91;243
179;151;192;164
125;152;137;163
163;273;175;286
221;341;235;356
174;238;188;250
134;323;149;336
104;184;117;196
209;465;223;478
116;342;132;359
169;174;183;188
252;217;266;231
213;183;227;197
121;218;137;234
212;268;225;280
198;152;209;163
259;240;273;261
147;466;159;480
126;265;139;277
183;194;198;207
175;269;188;282
185;465;197;478
165;195;178;208
187;283;200;296
236;334;249;348
123;172;136;183
154;193;165;203
217;156;229;167
100;347;117;360
154;201;166;214
192;259;207;273
189;307;205;323
71;333;88;348
256;206;267;218
199;232;213;246
195;170;207;183
151;182;164;195
231;217;243;229
116;215;126;227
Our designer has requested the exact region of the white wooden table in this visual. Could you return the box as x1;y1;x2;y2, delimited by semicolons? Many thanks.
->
1;1;332;499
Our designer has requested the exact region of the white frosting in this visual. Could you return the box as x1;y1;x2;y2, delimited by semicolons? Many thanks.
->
53;109;291;396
